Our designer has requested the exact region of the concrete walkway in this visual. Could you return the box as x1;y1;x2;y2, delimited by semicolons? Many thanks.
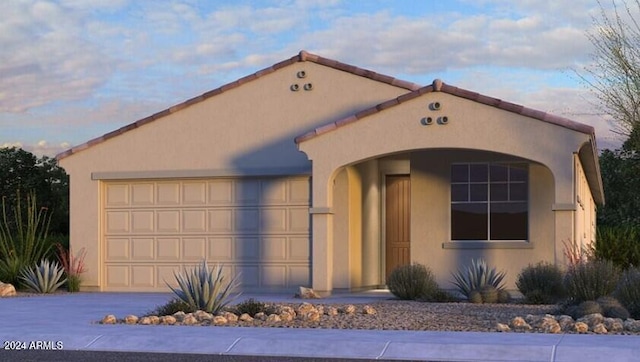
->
1;291;639;361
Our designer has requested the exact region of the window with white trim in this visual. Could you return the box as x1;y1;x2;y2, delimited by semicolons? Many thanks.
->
451;163;528;241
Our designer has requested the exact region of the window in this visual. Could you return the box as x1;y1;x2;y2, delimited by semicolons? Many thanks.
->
451;163;528;241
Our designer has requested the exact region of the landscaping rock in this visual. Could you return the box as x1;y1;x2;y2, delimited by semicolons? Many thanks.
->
510;317;532;331
160;316;176;325
213;316;228;325
194;310;213;322
279;312;294;322
254;312;267;321
540;316;561;334
124;315;139;325
557;315;574;331
326;307;339;316
297;302;316;315
266;314;281;323
182;314;198;325
0;282;16;297
604;318;624;333
172;311;186;322
138;317;152;325
222;312;238;322
341;305;356;314
149;316;160;325
239;313;253;322
578;313;604;328
573;322;589;333
624;319;640;333
296;286;321;299
593;323;608;334
101;315;117;324
301;310;321;322
496;323;511;332
362;305;377;315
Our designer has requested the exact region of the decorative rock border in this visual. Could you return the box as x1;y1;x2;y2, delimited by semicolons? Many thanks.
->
497;313;640;334
100;302;376;327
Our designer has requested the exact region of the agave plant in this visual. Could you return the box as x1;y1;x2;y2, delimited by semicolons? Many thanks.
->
451;258;506;299
166;260;241;314
19;259;67;293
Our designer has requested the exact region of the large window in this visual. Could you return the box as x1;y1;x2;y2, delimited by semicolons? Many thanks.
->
451;163;528;241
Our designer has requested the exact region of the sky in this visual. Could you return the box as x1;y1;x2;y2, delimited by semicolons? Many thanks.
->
0;0;631;157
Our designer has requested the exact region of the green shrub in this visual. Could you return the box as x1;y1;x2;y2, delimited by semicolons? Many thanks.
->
166;260;241;315
451;258;506;301
149;298;196;316
233;298;266;316
516;262;565;304
573;300;603;319
614;267;640;318
387;263;442;301
596;296;630;319
564;259;620;304
18;259;66;293
595;225;640;269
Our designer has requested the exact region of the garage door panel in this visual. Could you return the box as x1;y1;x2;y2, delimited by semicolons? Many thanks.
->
235;179;259;203
106;238;130;261
208;237;233;260
157;183;180;205
183;237;206;260
262;237;286;260
106;211;130;233
156;238;180;260
208;180;233;204
261;208;287;232
235;237;259;260
131;266;155;287
208;209;232;232
183;209;206;232
131;183;154;205
131;238;154;260
261;179;287;203
106;265;130;287
289;237;310;260
235;209;259;232
131;211;154;233
106;184;129;206
103;177;310;291
182;182;207;204
157;210;180;233
262;265;286;287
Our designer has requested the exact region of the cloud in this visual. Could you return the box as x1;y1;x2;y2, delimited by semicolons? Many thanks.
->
1;140;71;157
0;1;115;113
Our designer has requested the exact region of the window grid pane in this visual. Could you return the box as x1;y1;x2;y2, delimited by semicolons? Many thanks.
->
451;163;528;241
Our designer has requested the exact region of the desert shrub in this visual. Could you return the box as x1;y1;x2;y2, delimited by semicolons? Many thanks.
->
516;262;565;304
387;263;442;301
596;296;630;319
595;225;640;269
233;298;271;316
564;259;620;304
149;298;196;316
166;260;241;315
18;259;66;293
614;267;640;318
451;258;506;302
0;192;53;286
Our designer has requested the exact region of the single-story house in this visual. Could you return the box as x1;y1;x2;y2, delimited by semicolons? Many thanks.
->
57;51;603;294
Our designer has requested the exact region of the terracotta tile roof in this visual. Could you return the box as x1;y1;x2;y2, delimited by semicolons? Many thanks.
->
57;51;421;160
294;79;597;144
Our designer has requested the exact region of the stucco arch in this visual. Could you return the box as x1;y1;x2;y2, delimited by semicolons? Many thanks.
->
297;90;597;292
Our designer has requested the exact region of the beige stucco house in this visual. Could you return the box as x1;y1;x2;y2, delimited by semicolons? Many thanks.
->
58;51;603;294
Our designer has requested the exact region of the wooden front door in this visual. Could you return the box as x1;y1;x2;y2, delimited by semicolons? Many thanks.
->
385;175;411;279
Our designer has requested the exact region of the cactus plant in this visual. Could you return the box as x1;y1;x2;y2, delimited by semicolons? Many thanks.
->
19;259;66;293
166;260;241;315
451;258;506;300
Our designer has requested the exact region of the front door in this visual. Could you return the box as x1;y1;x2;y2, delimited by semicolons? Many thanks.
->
385;175;411;280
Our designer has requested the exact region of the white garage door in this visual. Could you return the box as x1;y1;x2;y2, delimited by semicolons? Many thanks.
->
102;177;310;291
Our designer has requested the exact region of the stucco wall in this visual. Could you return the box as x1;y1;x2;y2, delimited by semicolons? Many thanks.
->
410;149;556;290
59;60;409;290
575;154;597;255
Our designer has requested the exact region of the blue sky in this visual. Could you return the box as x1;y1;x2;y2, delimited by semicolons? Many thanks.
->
0;0;628;156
